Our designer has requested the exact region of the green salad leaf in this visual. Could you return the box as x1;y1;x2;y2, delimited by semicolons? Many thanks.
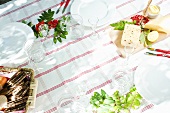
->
90;85;143;113
110;20;135;30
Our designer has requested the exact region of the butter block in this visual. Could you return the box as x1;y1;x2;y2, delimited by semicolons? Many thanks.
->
121;24;141;47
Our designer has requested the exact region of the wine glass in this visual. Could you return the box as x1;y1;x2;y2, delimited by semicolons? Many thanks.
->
88;17;100;39
58;93;87;113
66;14;84;39
124;45;135;65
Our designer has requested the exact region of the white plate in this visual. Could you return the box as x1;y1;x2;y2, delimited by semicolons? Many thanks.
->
70;0;116;27
0;22;34;62
134;57;170;105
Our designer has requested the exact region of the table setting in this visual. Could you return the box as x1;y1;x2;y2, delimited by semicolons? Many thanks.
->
0;0;170;113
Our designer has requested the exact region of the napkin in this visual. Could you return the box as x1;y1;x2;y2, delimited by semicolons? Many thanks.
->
144;15;170;34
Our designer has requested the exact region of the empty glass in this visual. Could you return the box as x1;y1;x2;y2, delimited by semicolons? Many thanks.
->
124;45;135;65
88;17;100;39
58;93;87;113
38;24;54;51
112;60;134;95
24;39;45;63
66;14;84;39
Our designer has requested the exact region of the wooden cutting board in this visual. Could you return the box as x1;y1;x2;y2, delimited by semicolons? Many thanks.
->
109;29;168;58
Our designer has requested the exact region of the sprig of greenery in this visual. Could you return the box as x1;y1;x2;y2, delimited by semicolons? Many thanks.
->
53;16;68;43
139;29;153;47
38;9;54;22
110;20;135;30
22;20;39;38
22;9;68;44
90;86;143;113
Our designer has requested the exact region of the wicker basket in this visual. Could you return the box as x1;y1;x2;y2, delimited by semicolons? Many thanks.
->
0;67;38;113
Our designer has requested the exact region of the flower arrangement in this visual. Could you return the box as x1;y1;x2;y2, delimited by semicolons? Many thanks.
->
22;9;68;44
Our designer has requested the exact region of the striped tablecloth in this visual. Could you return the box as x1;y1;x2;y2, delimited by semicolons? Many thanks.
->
0;0;170;113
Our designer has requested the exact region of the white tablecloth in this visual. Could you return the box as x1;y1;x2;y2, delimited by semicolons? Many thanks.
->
0;0;170;113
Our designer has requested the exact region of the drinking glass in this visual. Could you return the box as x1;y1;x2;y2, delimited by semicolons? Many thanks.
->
25;39;45;63
112;64;133;95
24;38;45;72
66;14;84;39
58;93;86;113
42;36;54;51
124;45;135;65
88;17;100;39
39;24;54;51
67;82;90;108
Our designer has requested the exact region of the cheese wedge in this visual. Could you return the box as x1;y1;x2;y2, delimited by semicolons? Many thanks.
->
121;24;141;47
144;15;170;34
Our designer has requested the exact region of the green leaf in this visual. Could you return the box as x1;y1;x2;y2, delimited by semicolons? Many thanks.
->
53;37;57;44
61;34;66;39
63;31;68;35
139;32;146;44
39;32;43;37
22;20;27;24
28;22;32;27
94;92;101;97
145;38;153;47
54;31;58;37
133;99;140;106
101;89;107;98
38;9;55;22
127;95;134;103
57;37;62;43
145;29;151;35
124;109;130;113
136;93;142;99
62;16;66;20
34;32;38;38
38;19;41;22
103;98;114;104
110;20;135;30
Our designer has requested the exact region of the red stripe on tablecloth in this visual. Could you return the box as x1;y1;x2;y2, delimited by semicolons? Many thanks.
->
116;0;135;9
141;104;154;113
17;3;67;22
31;5;165;76
18;28;110;68
17;0;136;67
45;106;57;113
86;65;137;94
44;64;136;113
43;0;166;112
18;25;109;68
87;80;112;94
35;50;94;78
35;41;113;78
0;0;40;18
19;0;165;72
3;4;14;22
43;63;154;113
36;55;120;98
